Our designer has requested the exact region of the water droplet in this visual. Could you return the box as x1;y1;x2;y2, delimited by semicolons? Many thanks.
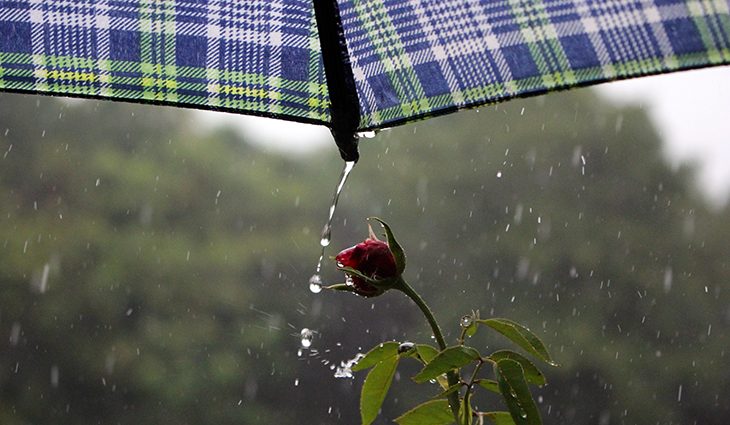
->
496;171;503;178
294;378;299;386
309;274;323;294
397;342;415;354
50;365;59;388
460;315;473;328
356;130;377;139
300;328;314;349
312;161;356;279
663;267;673;293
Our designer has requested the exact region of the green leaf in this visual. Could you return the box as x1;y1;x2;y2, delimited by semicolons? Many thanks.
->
488;350;546;386
433;383;462;399
476;379;501;394
416;344;440;364
352;341;399;372
414;346;480;383
394;399;455;425
361;354;399;425
480;411;517;425
369;217;406;275
496;359;541;425
477;319;557;366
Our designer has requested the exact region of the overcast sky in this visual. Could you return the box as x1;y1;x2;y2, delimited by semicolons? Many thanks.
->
198;66;730;205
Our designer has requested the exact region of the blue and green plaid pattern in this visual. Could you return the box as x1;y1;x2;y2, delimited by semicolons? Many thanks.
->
340;0;730;129
0;0;329;125
1;1;729;132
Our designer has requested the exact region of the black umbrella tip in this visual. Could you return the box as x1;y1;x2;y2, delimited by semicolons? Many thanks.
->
333;130;359;163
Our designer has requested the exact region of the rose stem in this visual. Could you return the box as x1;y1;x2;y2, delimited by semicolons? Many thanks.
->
395;278;461;422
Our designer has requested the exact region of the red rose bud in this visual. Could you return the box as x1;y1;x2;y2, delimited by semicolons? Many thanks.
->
335;238;398;297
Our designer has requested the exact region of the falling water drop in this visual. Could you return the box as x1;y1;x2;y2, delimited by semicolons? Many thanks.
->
300;328;314;349
356;130;377;139
309;274;323;294
311;161;356;288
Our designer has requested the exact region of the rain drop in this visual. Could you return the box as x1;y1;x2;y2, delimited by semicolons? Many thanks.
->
313;161;356;279
397;342;415;354
300;328;314;349
356;131;377;139
309;274;323;294
459;315;473;328
50;365;59;387
663;267;673;293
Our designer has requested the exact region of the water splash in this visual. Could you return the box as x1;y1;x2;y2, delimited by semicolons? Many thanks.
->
334;353;365;379
309;161;356;292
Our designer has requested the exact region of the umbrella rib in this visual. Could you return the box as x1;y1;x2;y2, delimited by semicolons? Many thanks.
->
314;0;362;162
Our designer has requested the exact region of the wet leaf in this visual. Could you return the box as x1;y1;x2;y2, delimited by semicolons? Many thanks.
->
477;319;557;366
488;350;546;386
361;354;399;425
477;379;501;394
369;217;406;275
414;346;480;383
416;344;440;364
394;399;454;425
496;359;541;425
480;411;517;425
433;383;462;399
352;341;399;372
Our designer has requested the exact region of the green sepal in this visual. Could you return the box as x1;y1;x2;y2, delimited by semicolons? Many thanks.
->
495;359;541;425
361;354;400;425
394;399;455;425
352;341;399;372
477;319;558;366
323;283;357;293
414;346;480;383
336;266;400;290
369;217;406;275
337;266;378;284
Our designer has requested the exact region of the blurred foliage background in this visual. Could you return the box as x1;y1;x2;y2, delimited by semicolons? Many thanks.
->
0;88;728;425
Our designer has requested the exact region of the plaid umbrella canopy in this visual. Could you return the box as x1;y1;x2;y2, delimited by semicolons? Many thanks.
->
1;0;729;160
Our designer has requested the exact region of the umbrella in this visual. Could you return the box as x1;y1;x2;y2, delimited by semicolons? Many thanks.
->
0;0;728;161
